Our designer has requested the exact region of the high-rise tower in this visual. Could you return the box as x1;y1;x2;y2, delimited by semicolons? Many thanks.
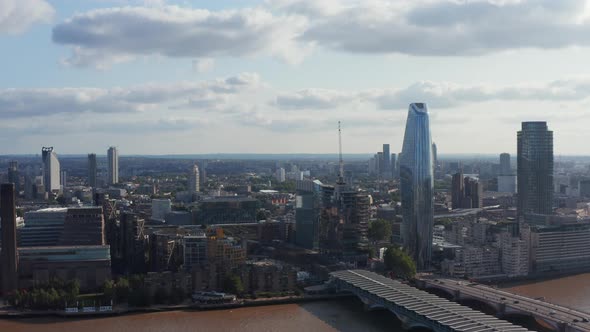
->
189;164;200;193
382;144;390;175
400;103;434;270
1;183;19;293
88;153;97;187
107;147;119;185
42;147;60;193
517;122;553;221
7;161;20;193
500;153;511;175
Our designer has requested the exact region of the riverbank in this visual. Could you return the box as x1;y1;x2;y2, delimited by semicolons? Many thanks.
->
0;298;403;332
0;293;353;320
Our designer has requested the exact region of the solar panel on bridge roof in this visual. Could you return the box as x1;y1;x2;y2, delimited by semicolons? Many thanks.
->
330;270;531;332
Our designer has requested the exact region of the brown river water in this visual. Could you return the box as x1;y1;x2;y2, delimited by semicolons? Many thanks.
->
2;273;589;332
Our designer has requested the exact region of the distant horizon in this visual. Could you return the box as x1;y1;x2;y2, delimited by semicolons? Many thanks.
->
2;152;590;160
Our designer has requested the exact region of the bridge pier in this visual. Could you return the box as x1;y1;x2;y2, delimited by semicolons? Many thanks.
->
495;303;506;318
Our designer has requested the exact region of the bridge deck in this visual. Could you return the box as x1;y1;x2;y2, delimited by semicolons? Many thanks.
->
424;277;590;332
331;270;530;332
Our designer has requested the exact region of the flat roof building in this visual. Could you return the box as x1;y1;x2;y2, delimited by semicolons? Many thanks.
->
18;245;111;290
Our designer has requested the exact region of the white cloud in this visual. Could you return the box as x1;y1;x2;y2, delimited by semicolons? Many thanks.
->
0;73;260;118
0;0;54;34
51;0;590;66
301;0;590;56
192;58;215;73
52;5;311;68
4;74;590;146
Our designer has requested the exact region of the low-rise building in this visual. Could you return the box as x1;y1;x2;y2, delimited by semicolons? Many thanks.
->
18;245;111;290
239;260;297;294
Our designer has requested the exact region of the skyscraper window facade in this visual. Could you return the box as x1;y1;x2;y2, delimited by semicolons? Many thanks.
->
399;103;434;270
107;147;119;185
517;122;554;221
500;153;511;175
88;153;97;188
42;147;60;193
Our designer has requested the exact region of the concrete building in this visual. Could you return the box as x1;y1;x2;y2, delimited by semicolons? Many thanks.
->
400;103;434;270
443;245;501;278
59;207;105;246
151;198;172;221
88;153;97;188
107;146;119;185
500;232;529;277
42;147;61;193
239;259;297;294
526;223;590;274
338;190;370;259
498;175;517;193
206;229;247;270
19;207;67;247
197;196;257;225
432;142;438;172
1;184;19;294
517;122;553;222
275;168;286;183
499;153;511;175
60;170;67;188
188;164;200;193
18;245;111;290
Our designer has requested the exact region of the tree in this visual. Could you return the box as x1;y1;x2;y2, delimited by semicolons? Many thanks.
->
223;274;244;295
115;277;130;303
368;219;392;243
383;246;417;279
102;280;115;302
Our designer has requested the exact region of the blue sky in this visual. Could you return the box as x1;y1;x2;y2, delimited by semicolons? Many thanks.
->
3;0;590;155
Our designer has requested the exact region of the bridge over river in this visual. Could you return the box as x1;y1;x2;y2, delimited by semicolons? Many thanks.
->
330;270;530;332
419;277;590;332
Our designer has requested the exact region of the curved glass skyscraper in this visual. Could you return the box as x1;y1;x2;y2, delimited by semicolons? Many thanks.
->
400;103;434;270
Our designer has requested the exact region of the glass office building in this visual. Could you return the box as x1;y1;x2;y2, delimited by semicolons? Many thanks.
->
399;103;434;270
517;122;554;223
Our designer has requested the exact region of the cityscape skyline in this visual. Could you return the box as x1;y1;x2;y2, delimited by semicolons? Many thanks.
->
3;1;590;154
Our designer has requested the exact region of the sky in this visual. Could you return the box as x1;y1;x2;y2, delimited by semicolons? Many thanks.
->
3;0;590;155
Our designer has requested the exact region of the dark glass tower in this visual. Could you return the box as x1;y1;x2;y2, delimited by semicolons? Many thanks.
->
517;122;554;221
400;103;434;270
382;144;390;175
295;180;319;250
88;153;97;188
1;183;19;294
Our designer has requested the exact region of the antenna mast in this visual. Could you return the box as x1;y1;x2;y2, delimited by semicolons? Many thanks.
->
338;121;344;184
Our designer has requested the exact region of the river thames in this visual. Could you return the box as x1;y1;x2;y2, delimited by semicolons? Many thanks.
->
2;273;590;332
